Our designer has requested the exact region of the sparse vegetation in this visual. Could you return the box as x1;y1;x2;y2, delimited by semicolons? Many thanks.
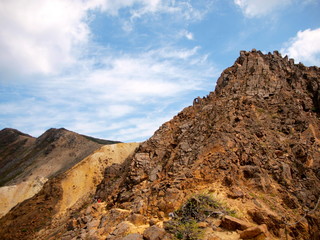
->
166;219;203;240
165;194;237;240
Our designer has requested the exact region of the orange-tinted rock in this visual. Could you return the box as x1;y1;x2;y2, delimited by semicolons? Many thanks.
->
220;215;253;231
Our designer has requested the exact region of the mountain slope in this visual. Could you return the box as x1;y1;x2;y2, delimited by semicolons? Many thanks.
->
0;128;120;217
0;128;36;186
93;50;319;239
0;142;139;240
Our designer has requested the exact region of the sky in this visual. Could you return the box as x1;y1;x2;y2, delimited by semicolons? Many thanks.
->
0;0;320;142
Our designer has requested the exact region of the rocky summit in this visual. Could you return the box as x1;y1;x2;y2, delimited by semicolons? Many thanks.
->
0;50;319;240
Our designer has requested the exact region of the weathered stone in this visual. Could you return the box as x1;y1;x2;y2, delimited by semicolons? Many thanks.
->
111;221;135;237
198;222;209;228
203;227;221;240
87;219;100;229
227;187;244;199
149;218;159;226
66;218;78;231
87;229;100;240
239;224;268;239
247;209;282;236
220;215;252;231
128;214;147;226
143;225;166;240
122;233;144;240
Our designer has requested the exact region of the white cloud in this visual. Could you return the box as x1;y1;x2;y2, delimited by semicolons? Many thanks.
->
281;28;320;66
0;0;90;75
234;0;293;18
0;0;205;76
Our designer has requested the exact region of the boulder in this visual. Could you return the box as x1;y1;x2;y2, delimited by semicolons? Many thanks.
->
239;224;269;239
143;225;167;240
107;221;136;239
121;233;144;240
220;215;252;231
128;214;147;225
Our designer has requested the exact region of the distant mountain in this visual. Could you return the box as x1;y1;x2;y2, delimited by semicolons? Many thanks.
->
0;127;120;217
0;128;36;186
0;127;120;187
1;50;319;240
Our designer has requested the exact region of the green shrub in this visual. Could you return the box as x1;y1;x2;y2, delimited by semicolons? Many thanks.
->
165;219;203;240
165;194;236;239
175;194;223;221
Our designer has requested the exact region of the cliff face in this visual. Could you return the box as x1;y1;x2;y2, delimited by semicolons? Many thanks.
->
94;50;320;239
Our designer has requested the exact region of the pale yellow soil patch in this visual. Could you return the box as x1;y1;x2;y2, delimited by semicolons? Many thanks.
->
0;177;47;218
58;143;139;214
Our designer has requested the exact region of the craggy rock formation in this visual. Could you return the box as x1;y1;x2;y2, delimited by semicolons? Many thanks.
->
1;50;319;240
93;50;319;239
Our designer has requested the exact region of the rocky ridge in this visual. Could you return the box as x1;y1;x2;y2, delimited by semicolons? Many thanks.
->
92;50;320;239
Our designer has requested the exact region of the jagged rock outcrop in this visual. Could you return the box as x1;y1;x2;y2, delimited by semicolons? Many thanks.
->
92;50;319;239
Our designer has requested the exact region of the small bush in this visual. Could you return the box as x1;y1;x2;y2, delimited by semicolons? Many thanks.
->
165;194;236;240
165;219;203;240
175;194;224;222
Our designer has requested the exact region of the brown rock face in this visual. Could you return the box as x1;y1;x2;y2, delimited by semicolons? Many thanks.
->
96;50;320;239
220;215;253;231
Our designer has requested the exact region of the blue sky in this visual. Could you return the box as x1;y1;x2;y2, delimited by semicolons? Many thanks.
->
0;0;319;142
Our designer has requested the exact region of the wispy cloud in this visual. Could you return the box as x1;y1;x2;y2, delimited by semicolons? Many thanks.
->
281;28;320;66
1;46;217;141
234;0;293;18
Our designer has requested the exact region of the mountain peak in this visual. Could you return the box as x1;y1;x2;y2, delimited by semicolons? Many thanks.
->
214;49;320;112
0;128;33;138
